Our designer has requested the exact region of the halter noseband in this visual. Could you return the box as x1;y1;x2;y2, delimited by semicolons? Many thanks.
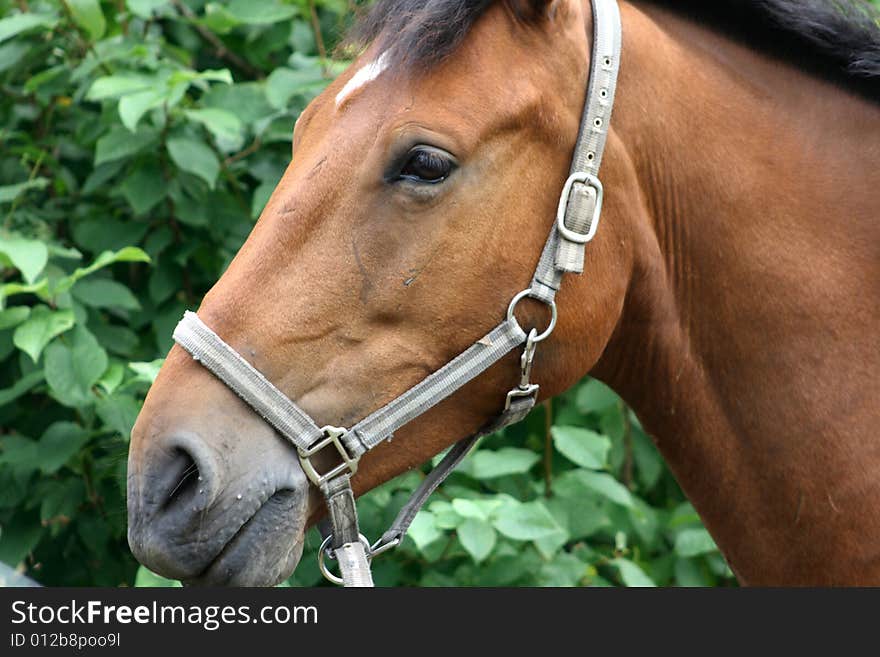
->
172;0;622;587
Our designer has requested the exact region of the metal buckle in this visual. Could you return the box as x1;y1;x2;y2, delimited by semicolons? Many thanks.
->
505;384;538;411
556;171;604;244
297;425;359;488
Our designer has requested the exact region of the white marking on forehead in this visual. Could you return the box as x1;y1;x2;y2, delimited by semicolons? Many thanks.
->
335;52;390;108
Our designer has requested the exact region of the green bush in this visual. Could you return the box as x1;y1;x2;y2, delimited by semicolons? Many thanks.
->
0;0;736;587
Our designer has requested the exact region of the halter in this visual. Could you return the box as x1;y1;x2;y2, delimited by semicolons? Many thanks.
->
172;0;622;587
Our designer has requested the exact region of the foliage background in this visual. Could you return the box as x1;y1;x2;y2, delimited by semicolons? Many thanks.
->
6;0;871;587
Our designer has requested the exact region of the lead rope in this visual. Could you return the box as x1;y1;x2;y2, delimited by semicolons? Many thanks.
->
172;0;621;587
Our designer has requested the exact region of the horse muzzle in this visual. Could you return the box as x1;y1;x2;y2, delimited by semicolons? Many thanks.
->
126;423;311;586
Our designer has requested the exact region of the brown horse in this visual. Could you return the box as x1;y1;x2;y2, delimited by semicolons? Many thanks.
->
126;0;880;586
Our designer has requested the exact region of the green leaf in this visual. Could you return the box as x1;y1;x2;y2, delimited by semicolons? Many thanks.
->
0;470;28;518
0;306;30;330
0;178;50;204
76;514;109;554
675;557;712;587
127;0;170;18
167;137;220;189
87;74;154;100
119;88;167;132
628;497;660;546
38;422;90;474
0;435;42;475
40;479;86;525
96;393;141;439
575;378;620;414
613;558;657;587
457;517;496;563
475;550;543;586
90;246;151;266
599;405;626;443
129;359;163;384
120;160;166;214
0;41;28;74
24;65;65;93
97;361;125;394
460;447;540;480
536;553;588;587
225;0;298;24
72;218;150;255
0;234;49;283
90;322;139;357
427;501;461;530
0;370;45;407
203;82;275;124
178;68;233;85
148;259;179;303
135;564;181;587
552;425;611;469
251;180;275;218
0;332;12;362
533;524;570;560
668;502;702;530
0;280;48;305
0;515;43;567
44;325;108;408
632;425;663;490
407;511;442;551
0;13;57;43
68;0;106;40
675;528;718;558
451;498;487;521
52;247;151;296
570;470;635;508
184;108;244;147
265;66;327;110
94;126;158;166
493;501;563;542
72;278;141;311
47;244;82;261
13;306;75;362
546;495;609;540
203;3;241;33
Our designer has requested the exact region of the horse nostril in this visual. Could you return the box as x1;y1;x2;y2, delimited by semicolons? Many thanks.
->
161;448;201;510
127;431;224;581
139;432;220;515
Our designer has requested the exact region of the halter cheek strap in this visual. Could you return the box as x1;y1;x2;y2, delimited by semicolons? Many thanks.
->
172;0;622;587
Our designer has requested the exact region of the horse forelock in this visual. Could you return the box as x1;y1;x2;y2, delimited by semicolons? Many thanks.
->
339;0;551;73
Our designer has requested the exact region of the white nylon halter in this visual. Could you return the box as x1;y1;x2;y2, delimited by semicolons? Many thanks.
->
172;0;622;587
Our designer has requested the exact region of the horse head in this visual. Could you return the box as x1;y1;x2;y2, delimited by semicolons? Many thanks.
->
126;0;632;585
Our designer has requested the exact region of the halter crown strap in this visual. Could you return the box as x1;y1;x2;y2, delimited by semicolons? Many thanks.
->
531;0;622;303
170;0;622;587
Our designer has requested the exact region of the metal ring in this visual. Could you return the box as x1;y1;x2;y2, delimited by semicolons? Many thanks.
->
317;533;371;585
507;290;557;343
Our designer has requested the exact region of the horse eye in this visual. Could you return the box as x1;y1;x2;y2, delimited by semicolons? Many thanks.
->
397;147;454;184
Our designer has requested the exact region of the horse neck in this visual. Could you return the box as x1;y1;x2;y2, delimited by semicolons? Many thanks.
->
589;2;880;584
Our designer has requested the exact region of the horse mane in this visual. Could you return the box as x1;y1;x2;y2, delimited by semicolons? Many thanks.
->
344;0;880;100
648;0;880;101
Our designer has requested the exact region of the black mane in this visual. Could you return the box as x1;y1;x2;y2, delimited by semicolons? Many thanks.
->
346;0;880;101
647;0;880;101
